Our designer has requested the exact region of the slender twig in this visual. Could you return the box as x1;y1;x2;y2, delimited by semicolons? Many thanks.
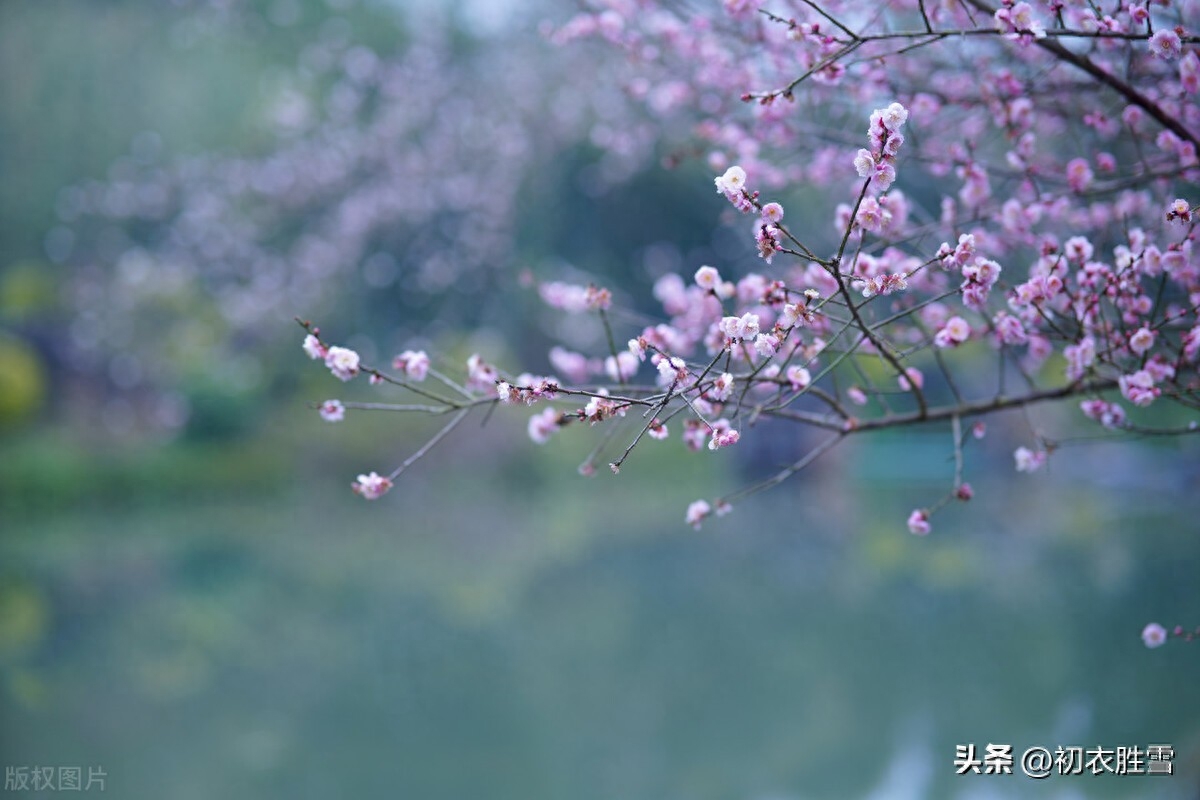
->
717;432;845;505
388;408;471;481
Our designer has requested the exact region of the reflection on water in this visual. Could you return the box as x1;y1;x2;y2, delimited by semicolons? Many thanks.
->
0;437;1197;800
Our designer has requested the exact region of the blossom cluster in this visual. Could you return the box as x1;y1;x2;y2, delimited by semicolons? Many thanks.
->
300;0;1199;560
854;101;908;191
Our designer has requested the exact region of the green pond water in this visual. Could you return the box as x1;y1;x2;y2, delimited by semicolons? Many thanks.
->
1;434;1197;800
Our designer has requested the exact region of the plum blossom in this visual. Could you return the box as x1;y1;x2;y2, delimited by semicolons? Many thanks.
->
319;399;345;422
715;166;745;193
861;103;908;190
1149;29;1182;60
761;202;784;223
1065;158;1093;193
854;272;908;298
584;393;623;423
549;347;593;384
723;0;759;19
1183;326;1200;361
995;2;1046;38
898;367;923;391
1064;337;1096;381
786;366;811;391
754;332;780;357
853;197;891;232
907;509;931;535
710;372;735;401
1081;399;1127;429
708;425;740;450
778;302;811;329
393;350;430;381
682;420;709;452
755;223;782;263
694;265;722;291
957;162;991;207
720;312;761;342
993;312;1028;345
539;282;612;313
870;163;897;192
1119;369;1160;406
960;257;1001;311
538;281;591;313
585;285;613;311
325;346;361;382
303;334;326;360
656;355;689;385
1181;51;1200;93
352;471;393;500
528;407;561;444
1064;236;1094;263
938;233;976;268
880;102;909;130
934;316;971;348
686;499;712;530
1142;623;1168;648
606;351;640;381
1129;327;1155;356
854;149;875;178
1014;446;1047;473
1145;356;1176;383
1166;199;1193;225
466;354;499;392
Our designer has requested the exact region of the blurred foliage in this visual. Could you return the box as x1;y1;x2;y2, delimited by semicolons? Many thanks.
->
0;433;290;515
0;0;418;262
0;262;59;323
180;377;266;443
0;333;47;429
0;582;47;661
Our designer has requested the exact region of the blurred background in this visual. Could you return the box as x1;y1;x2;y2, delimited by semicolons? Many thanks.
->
0;1;1197;798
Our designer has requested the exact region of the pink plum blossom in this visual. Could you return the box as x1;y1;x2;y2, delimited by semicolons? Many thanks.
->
1129;327;1155;355
761;202;784;223
714;165;746;196
694;265;722;291
528;408;560;444
898;368;923;391
1149;29;1182;60
319;400;345;422
1014;447;1047;473
303;334;326;360
934;316;971;348
1142;622;1168;648
393;350;430;381
352;472;393;500
786;366;811;391
1119;369;1160;406
686;500;712;530
325;346;361;382
710;373;735;402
